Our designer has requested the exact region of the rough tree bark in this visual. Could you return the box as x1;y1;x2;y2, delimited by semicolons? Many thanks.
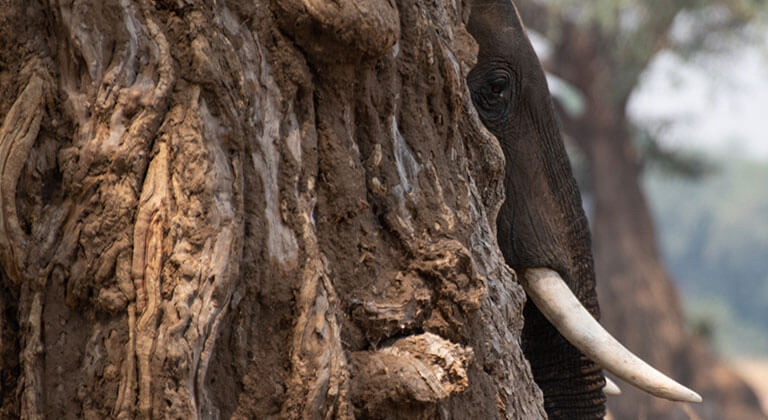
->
0;0;547;419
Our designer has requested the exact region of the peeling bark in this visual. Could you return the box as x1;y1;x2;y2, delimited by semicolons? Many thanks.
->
0;0;546;418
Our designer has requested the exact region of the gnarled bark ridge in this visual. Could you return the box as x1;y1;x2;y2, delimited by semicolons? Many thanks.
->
0;1;545;418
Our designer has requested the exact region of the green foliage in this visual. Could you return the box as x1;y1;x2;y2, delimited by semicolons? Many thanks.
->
527;0;767;98
686;296;768;356
645;155;768;356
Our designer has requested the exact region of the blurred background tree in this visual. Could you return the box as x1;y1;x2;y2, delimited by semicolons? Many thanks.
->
648;158;768;357
517;0;768;418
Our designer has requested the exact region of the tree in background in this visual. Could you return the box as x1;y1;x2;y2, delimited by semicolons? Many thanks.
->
649;158;768;357
518;0;768;418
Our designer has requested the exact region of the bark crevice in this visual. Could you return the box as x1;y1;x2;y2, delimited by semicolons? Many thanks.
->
0;1;547;418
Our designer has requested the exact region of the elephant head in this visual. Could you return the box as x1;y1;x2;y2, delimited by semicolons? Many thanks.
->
465;0;701;417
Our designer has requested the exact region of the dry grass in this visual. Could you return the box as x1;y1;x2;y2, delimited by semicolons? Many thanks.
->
730;358;768;415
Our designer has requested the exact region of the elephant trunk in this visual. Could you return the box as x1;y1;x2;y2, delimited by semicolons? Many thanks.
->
494;102;608;418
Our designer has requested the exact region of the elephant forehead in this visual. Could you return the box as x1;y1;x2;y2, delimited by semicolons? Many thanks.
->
469;4;529;60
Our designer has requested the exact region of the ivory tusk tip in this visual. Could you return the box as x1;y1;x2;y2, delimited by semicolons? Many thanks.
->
648;383;701;403
522;268;704;405
603;377;621;395
680;389;703;404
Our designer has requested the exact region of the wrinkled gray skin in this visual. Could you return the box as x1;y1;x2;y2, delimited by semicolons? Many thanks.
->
467;1;607;418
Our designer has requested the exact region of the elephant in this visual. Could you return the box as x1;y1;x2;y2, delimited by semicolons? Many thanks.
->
465;0;701;418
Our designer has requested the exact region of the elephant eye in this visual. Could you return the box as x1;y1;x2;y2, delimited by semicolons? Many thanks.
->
469;68;514;124
489;77;508;95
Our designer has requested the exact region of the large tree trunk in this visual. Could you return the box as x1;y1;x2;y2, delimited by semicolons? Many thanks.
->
0;1;547;419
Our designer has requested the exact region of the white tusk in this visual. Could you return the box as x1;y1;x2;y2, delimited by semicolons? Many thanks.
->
603;377;621;395
521;268;702;403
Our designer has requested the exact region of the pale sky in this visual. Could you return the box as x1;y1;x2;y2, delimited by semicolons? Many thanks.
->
629;46;768;159
531;30;768;159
